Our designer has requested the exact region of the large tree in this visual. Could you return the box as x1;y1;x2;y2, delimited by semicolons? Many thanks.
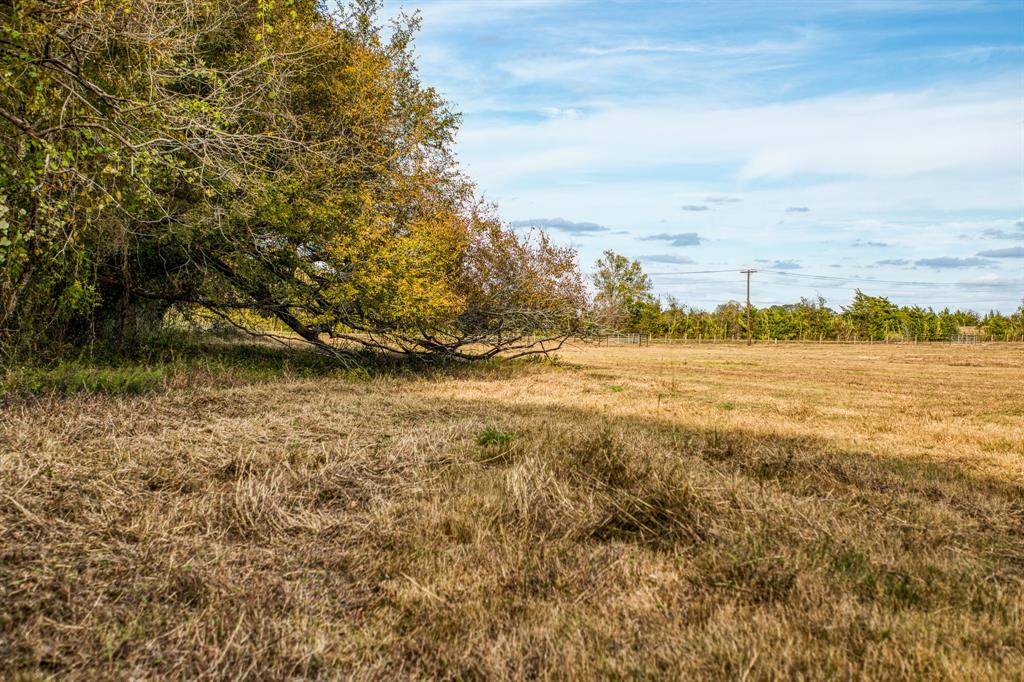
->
591;250;653;330
0;0;583;360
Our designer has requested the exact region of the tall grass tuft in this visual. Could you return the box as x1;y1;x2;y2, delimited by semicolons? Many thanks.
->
1;363;165;397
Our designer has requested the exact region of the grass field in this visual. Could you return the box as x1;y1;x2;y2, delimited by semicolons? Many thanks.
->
2;341;1022;679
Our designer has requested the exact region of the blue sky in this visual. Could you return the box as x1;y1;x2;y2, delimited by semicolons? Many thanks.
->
386;0;1024;312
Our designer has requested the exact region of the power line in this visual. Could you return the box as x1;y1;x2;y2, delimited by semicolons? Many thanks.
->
732;279;1017;294
644;269;739;275
643;267;1023;289
650;277;756;285
758;270;1021;287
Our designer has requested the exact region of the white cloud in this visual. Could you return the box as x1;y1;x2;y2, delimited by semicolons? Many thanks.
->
459;81;1020;189
400;0;567;30
540;107;583;120
577;30;821;59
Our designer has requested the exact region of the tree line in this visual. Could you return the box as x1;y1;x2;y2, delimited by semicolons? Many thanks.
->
591;251;1024;342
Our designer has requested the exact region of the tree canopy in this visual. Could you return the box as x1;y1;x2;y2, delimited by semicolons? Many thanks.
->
0;0;584;360
591;250;653;330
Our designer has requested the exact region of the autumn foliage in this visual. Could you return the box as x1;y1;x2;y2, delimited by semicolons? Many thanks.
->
0;0;583;360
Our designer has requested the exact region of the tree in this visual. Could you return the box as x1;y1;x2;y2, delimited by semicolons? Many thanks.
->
982;310;1011;341
1011;300;1024;341
714;301;745;339
591;250;653;330
2;0;329;348
0;0;583;360
841;290;900;341
798;296;834;340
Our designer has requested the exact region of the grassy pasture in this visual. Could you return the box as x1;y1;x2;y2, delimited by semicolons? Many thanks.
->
1;341;1022;679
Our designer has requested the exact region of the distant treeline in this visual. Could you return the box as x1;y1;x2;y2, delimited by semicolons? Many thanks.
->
590;252;1024;342
626;292;1024;342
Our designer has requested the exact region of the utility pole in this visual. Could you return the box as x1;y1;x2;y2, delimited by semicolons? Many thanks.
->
740;269;756;345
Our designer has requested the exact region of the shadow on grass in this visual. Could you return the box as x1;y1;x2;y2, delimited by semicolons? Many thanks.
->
444;393;1024;620
0;332;560;399
451;393;1024;547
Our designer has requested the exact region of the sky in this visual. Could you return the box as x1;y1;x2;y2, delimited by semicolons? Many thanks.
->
384;0;1024;312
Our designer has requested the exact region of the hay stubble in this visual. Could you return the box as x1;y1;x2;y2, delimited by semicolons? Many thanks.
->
1;342;1022;679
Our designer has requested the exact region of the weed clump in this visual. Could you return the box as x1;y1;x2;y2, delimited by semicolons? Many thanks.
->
477;427;515;447
566;428;710;549
567;428;633;489
476;426;519;467
592;484;709;549
829;544;928;611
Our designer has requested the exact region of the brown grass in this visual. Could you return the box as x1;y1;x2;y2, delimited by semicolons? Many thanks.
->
2;341;1022;680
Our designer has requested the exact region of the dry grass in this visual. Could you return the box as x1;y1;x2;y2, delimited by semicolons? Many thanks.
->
2;341;1022;680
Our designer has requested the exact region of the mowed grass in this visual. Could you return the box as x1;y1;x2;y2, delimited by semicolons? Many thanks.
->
1;342;1022;680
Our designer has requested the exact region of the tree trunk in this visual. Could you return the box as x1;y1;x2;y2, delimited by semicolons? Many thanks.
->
91;289;172;343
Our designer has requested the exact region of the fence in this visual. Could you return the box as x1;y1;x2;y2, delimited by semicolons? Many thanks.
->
590;333;650;347
951;334;980;345
646;335;1008;345
581;333;1020;346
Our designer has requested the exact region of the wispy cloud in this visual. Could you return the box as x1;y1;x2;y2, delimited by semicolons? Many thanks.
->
768;259;802;269
459;84;1022;191
876;258;910;266
976;246;1024;258
681;205;709;211
509;217;609;234
916;256;992;268
409;0;568;31
541;106;583;120
706;196;741;204
786;206;811;213
942;44;1024;64
639;232;704;246
578;31;821;59
980;228;1024;240
578;42;703;57
640;254;697;264
954;274;1024;292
